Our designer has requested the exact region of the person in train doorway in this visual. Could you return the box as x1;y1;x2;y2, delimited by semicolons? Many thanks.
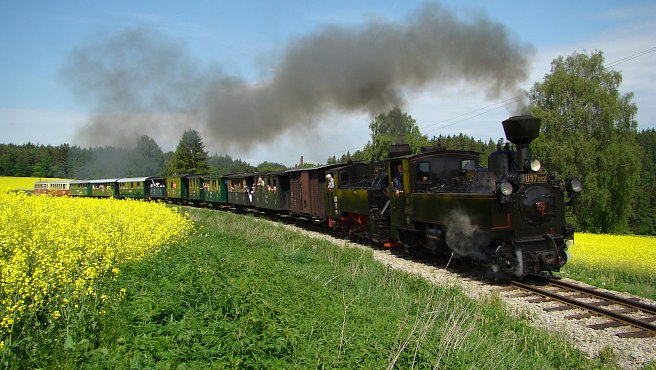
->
326;174;334;191
393;163;403;195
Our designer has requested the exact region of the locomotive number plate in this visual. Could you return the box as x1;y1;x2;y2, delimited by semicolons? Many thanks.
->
522;174;548;184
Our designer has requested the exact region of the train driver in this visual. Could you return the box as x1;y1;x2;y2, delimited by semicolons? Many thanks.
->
393;164;403;194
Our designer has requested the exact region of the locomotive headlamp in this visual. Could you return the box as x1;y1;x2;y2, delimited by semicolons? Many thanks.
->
498;180;513;196
529;159;541;172
566;177;583;193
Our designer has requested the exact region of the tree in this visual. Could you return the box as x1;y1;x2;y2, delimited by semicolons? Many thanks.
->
433;134;496;167
129;135;164;176
166;130;210;175
631;129;656;235
256;161;287;173
363;107;428;161
529;50;641;233
207;154;256;175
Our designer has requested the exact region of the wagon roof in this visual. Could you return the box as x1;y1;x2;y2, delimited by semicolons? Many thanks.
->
225;173;256;179
401;149;481;161
164;174;193;179
89;178;119;184
34;179;72;184
186;174;224;179
117;176;162;183
285;163;343;173
323;161;368;173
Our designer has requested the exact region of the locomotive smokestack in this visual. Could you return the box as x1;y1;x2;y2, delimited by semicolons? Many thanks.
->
502;115;541;170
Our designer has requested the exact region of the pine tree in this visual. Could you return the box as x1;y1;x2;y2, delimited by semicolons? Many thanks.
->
166;130;210;175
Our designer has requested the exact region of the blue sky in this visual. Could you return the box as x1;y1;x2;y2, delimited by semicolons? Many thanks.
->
1;1;655;166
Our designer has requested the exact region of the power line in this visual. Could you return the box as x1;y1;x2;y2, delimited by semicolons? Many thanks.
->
418;95;522;131
418;46;656;135
308;46;655;163
420;95;524;135
606;46;656;68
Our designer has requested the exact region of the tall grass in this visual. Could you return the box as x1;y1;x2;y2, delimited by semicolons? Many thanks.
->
2;207;603;368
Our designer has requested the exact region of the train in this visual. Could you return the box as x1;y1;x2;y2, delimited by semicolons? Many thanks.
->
40;115;583;278
34;180;71;196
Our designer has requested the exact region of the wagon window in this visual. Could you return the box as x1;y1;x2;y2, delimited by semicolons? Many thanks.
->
339;171;349;186
417;162;430;183
461;159;476;171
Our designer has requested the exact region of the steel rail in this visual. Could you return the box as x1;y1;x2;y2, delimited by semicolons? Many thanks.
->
509;280;656;336
546;278;656;315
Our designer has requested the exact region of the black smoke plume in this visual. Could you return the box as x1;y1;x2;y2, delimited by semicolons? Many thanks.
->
61;3;535;150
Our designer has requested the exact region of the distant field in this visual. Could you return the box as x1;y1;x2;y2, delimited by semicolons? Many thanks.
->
0;176;67;191
562;233;656;299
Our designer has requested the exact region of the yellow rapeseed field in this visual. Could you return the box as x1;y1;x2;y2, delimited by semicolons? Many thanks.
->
0;191;193;348
569;232;656;279
0;176;65;191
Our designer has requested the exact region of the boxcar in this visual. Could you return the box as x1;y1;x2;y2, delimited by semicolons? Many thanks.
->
34;180;71;196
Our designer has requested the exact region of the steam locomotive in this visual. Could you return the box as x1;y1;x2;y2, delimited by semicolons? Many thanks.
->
325;115;582;277
59;115;582;278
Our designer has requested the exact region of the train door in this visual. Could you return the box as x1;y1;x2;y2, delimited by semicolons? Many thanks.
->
389;159;409;240
300;171;311;214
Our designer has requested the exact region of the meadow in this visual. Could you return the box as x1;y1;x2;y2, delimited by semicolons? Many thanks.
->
560;233;656;300
2;200;606;368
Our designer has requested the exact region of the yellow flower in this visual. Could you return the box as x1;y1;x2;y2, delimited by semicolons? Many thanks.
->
568;232;656;279
0;191;193;341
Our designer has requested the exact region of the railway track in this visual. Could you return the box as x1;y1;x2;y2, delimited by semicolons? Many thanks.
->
499;277;656;338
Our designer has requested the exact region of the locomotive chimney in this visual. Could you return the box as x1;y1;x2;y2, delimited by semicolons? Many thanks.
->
502;115;541;170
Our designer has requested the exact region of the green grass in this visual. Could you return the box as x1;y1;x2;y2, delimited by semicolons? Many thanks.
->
3;208;608;369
